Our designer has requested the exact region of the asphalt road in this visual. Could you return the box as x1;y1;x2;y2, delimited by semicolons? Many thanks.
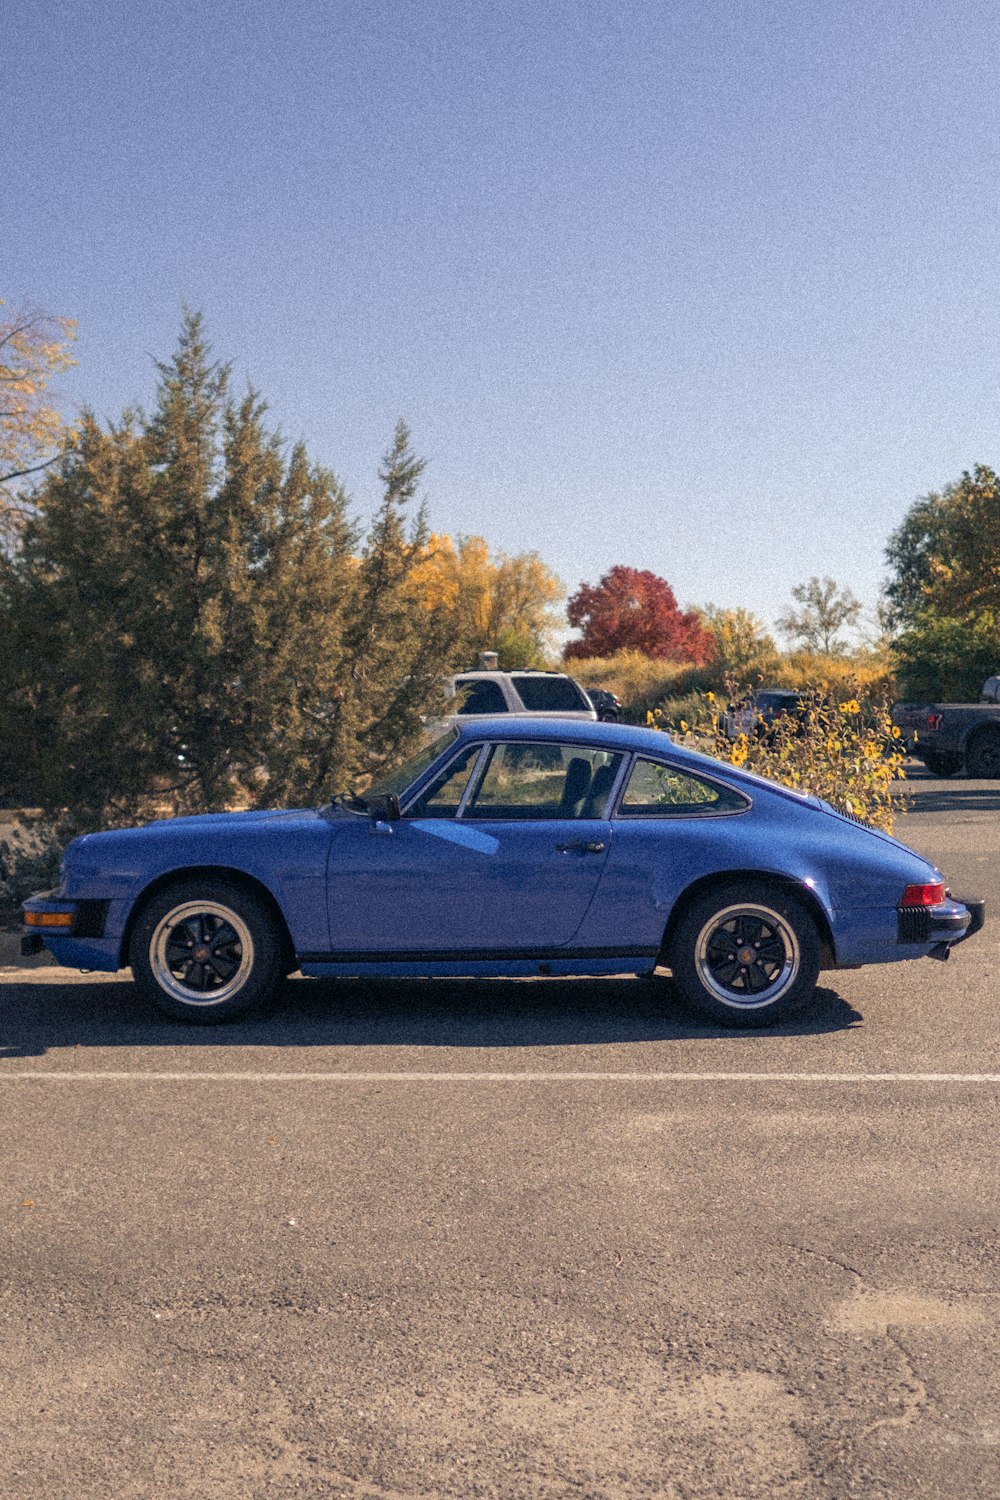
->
2;767;999;1499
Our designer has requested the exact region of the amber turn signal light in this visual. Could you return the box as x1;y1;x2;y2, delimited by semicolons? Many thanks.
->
23;911;74;929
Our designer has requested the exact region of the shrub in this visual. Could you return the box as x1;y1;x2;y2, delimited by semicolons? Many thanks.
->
0;817;65;928
567;651;712;722
650;690;906;833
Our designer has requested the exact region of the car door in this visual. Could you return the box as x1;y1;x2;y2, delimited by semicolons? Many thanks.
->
325;739;624;954
575;754;753;950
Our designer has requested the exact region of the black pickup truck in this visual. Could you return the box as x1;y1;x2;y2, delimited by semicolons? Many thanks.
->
892;676;1000;776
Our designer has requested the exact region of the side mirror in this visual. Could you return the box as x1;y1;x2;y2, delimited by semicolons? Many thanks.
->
367;792;401;823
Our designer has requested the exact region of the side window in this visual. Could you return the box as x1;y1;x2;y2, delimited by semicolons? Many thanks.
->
464;744;623;820
404;744;482;819
510;674;590;711
619;758;748;816
455;679;508;714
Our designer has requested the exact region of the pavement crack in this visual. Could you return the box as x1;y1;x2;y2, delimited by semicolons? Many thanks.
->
860;1332;932;1442
781;1242;867;1284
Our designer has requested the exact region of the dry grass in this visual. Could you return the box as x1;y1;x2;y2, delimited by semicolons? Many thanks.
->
566;650;709;718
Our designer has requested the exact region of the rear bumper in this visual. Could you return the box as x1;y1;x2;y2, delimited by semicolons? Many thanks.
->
897;894;985;954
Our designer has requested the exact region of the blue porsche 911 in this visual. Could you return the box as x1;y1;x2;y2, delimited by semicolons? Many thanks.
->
22;718;983;1027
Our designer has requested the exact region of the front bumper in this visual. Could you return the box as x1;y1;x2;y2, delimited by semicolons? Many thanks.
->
20;892;114;964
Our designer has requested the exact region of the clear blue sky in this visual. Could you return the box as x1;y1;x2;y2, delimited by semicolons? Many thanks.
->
6;0;1000;640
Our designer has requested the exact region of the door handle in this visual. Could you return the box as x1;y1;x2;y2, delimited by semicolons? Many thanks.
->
556;840;606;854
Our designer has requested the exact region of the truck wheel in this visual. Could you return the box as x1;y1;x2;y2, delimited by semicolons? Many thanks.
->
966;731;1000;779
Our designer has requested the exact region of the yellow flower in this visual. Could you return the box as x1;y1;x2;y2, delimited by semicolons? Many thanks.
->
891;725;901;738
840;699;861;715
706;691;715;702
680;719;688;732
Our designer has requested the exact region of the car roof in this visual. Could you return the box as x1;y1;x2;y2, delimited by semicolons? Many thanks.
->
452;669;574;680
450;715;671;752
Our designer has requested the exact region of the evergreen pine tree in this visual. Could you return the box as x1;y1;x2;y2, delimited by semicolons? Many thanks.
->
0;324;455;823
337;419;457;781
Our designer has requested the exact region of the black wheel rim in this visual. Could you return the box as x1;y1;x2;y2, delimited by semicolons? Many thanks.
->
694;903;799;1009
151;900;255;1006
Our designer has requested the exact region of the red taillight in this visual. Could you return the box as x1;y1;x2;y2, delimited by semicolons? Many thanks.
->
927;712;943;731
900;882;946;908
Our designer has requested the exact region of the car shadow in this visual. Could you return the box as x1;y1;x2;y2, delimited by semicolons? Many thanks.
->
899;781;1000;815
0;973;862;1058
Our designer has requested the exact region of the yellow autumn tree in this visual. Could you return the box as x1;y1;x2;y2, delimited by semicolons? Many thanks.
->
410;533;564;668
1;300;77;541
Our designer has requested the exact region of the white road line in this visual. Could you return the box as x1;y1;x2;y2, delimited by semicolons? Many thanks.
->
1;1070;1000;1083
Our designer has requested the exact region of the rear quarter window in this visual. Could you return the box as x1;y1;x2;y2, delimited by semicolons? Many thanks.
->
618;757;749;817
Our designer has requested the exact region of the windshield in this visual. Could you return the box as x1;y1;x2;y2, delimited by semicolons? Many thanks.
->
363;728;460;802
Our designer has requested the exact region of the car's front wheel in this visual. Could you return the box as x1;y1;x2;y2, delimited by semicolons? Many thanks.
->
668;883;821;1028
129;879;285;1022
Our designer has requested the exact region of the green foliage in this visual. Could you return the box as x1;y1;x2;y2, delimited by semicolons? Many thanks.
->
335;419;456;788
885;465;1000;627
0;317;457;826
891;610;1000;702
0;817;64;927
651;692;906;833
490;624;553;670
883;490;954;627
884;466;1000;700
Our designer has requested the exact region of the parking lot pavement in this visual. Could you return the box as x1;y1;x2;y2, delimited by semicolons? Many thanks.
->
1;772;999;1499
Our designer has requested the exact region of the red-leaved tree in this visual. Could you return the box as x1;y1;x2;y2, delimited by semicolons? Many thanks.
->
565;565;714;662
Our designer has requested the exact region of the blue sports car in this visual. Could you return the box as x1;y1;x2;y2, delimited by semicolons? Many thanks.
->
22;718;983;1027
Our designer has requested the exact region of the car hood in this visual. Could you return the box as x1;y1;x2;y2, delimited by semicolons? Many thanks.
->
65;807;326;857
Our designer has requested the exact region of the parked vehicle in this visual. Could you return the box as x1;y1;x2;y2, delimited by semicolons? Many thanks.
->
584;688;622;722
444;669;596;722
722;688;808;740
23;718;983;1029
892;676;1000;776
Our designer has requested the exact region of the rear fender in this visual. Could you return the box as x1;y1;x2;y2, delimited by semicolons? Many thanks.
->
659;870;837;969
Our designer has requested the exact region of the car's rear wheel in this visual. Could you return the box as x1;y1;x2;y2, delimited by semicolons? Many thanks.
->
668;883;821;1028
129;879;284;1022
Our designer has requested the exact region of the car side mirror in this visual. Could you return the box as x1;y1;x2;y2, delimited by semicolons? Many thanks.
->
367;792;401;823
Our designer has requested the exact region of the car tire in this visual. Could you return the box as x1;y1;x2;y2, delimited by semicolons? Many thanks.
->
129;879;285;1023
965;730;1000;779
668;882;821;1028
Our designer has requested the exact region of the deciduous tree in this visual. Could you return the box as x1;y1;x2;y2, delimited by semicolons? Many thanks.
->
410;533;563;668
0;300;76;543
883;466;1000;699
776;576;862;655
564;566;713;663
699;605;779;685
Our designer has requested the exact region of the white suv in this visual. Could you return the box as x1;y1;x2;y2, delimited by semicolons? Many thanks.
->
444;670;597;723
